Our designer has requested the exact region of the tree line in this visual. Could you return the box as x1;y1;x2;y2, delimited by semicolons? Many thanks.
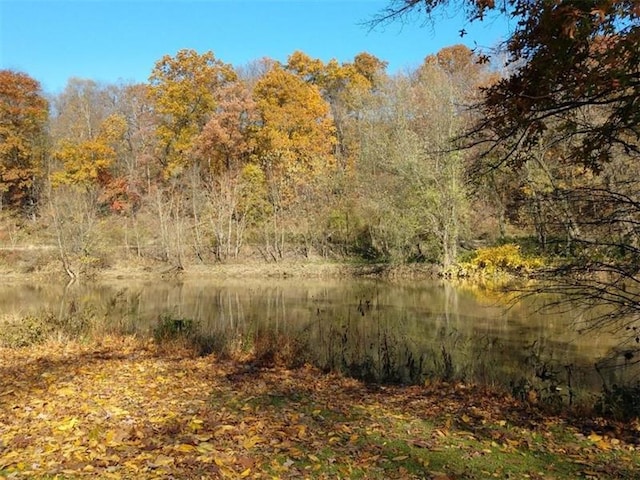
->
1;45;507;274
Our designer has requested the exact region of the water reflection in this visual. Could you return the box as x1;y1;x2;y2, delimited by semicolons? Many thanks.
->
0;278;636;400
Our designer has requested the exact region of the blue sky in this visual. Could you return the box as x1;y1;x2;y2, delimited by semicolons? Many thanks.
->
0;0;510;94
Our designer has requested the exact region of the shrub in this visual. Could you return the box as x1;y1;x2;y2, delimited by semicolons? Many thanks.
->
0;313;56;347
251;330;309;368
450;243;544;278
153;315;198;341
595;383;640;420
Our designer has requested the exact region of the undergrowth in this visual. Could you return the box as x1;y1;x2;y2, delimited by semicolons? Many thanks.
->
446;243;544;278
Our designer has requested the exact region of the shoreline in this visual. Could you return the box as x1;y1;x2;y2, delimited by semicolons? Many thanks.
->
0;259;443;283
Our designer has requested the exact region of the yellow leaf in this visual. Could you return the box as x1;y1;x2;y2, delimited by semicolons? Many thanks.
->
104;429;115;444
154;454;174;466
214;425;235;436
196;442;215;454
240;468;251;477
56;387;75;396
57;417;79;431
461;414;471;423
243;435;264;449
308;454;320;462
110;406;129;417
189;418;204;432
123;461;140;472
288;447;304;458
588;432;603;442
2;451;19;461
175;443;197;453
392;455;409;461
104;428;129;446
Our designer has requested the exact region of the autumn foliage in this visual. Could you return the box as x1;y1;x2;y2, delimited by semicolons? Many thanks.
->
148;49;237;178
253;64;336;198
0;70;48;210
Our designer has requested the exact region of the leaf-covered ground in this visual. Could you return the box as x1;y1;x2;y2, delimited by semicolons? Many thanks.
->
1;337;639;479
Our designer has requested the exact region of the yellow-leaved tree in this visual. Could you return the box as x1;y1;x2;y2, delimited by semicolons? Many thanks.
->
252;63;337;260
148;49;236;179
52;113;127;188
283;52;388;257
253;64;336;198
285;51;388;168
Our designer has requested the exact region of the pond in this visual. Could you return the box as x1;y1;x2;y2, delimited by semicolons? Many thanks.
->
1;277;636;405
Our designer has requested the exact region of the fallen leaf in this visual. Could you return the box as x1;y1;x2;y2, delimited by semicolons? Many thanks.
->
411;439;431;448
196;442;215;454
57;417;79;432
588;432;602;442
189;418;204;432
174;443;197;453
243;435;264;449
152;454;174;467
214;425;235;437
56;387;76;396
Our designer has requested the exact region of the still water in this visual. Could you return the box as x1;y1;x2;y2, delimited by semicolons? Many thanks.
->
1;277;636;402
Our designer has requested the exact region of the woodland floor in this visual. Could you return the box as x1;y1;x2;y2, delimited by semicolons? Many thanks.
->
1;337;639;479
